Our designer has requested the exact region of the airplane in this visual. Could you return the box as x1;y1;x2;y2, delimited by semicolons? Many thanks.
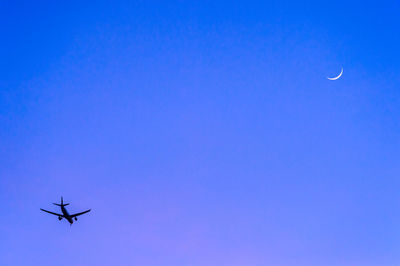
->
40;197;91;225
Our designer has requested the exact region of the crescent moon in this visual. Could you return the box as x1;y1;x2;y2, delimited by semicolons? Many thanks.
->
327;68;343;80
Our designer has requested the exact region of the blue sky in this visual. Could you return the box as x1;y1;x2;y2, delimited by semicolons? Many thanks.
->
1;1;400;265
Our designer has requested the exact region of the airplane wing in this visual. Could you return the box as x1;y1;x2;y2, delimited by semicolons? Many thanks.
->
40;208;63;216
70;209;91;218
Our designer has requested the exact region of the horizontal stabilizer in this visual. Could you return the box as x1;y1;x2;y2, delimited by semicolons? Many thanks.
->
53;203;69;206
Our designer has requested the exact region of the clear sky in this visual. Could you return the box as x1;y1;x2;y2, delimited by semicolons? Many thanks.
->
1;1;400;265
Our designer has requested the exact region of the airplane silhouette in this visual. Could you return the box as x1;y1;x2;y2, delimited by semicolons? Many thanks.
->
40;197;91;225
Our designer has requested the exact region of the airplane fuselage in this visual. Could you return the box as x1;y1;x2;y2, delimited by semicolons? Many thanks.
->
61;205;74;224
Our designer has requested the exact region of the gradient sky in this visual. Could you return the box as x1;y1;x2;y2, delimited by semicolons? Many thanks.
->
1;1;400;265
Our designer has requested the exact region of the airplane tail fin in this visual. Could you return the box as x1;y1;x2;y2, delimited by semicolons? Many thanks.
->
53;196;69;207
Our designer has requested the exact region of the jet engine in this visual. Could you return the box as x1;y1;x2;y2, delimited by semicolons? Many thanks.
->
74;217;77;221
58;216;62;221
